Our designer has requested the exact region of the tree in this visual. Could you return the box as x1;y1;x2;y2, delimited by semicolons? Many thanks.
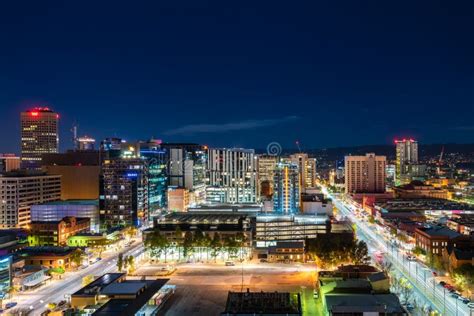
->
210;233;222;262
127;256;135;274
183;231;194;259
123;226;138;241
427;253;444;271
90;239;109;259
117;253;124;272
174;226;183;260
350;240;370;265
412;246;426;256
144;229;170;262
70;249;85;268
368;215;375;224
82;275;95;287
399;278;413;304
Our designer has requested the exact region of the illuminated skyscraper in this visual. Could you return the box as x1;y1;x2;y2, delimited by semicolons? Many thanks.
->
206;148;257;203
257;155;278;197
395;139;418;184
273;162;300;214
345;153;386;194
100;157;149;229
289;153;317;189
21;107;59;168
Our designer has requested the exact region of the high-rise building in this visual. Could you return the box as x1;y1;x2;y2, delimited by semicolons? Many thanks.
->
273;162;300;214
100;157;149;229
20;107;59;168
140;140;168;214
0;171;61;228
257;155;277;198
289;153;317;189
0;154;20;173
395;139;418;183
207;148;258;204
76;136;96;151
344;153;386;194
167;187;190;212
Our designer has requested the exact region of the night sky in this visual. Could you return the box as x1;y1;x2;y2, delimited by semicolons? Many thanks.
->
0;1;473;153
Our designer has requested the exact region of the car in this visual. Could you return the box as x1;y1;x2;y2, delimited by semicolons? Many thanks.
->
467;302;474;308
448;288;457;293
405;303;414;311
439;281;446;286
451;293;459;299
432;271;438;277
5;302;17;309
58;300;67;306
259;259;268;263
407;256;416;261
225;261;235;266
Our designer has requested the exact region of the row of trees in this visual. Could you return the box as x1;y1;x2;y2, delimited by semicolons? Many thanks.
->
144;228;248;262
117;253;135;273
306;233;370;268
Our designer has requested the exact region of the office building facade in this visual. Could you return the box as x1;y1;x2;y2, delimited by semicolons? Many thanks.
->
288;153;317;189
0;154;20;173
207;148;257;204
345;153;386;194
257;155;277;197
20;107;59;168
0;172;61;228
100;157;149;229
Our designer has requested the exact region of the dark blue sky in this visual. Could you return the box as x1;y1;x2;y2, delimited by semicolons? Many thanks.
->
1;1;473;153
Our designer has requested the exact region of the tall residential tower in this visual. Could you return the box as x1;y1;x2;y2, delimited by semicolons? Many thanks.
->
345;153;386;194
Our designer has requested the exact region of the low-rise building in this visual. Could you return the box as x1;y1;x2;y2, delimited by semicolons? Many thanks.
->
447;215;474;236
221;289;302;316
31;200;100;232
267;241;305;263
167;187;190;212
21;246;76;270
415;225;461;256
28;217;90;246
67;229;121;247
71;273;170;316
393;181;451;199
442;247;474;270
301;193;333;216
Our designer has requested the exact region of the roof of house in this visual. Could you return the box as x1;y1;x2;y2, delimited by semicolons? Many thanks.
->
367;272;388;283
453;248;474;261
222;290;301;315
101;281;147;296
325;293;405;313
417;225;461;239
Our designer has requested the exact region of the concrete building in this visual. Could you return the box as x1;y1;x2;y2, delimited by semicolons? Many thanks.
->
222;290;302;316
393;181;450;200
395;138;418;184
207;148;258;204
288;153;317;189
76;136;96;151
21;246;76;270
0;154;20;173
167;187;190;212
257;155;278;197
71;273;169;315
28;216;90;246
20;107;59;168
100;157;149;229
344;153;386;194
273;162;300;214
415;225;461;256
301;193;333;216
31;200;100;232
41;150;100;200
267;241;305;263
0;172;61;228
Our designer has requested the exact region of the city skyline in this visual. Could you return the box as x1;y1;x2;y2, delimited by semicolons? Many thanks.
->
1;1;473;153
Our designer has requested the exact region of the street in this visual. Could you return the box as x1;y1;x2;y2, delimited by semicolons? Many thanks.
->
10;242;144;316
323;186;472;316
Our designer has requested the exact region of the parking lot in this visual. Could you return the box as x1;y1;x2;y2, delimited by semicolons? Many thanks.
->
134;262;319;316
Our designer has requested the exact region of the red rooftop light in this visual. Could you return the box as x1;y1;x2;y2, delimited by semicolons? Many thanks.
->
31;112;39;116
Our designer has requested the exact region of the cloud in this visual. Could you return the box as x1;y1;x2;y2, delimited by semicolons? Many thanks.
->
164;116;299;135
450;126;474;131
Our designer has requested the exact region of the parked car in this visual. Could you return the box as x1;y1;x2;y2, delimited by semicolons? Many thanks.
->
407;255;416;261
432;271;438;277
459;297;470;304
259;259;268;263
5;302;17;309
405;303;414;311
438;281;446;286
467;302;474;309
450;293;459;299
